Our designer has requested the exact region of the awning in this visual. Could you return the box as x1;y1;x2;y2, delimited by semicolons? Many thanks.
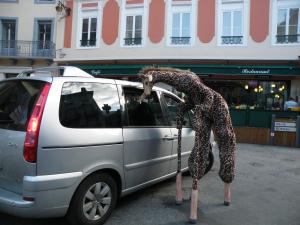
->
73;64;300;77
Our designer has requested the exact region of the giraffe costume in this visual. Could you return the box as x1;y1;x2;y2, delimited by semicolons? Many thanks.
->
139;67;236;223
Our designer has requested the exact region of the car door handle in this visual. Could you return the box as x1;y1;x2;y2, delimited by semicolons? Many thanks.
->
173;134;178;139
162;135;174;141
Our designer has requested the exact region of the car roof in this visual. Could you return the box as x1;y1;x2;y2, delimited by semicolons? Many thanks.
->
17;66;93;78
3;66;180;100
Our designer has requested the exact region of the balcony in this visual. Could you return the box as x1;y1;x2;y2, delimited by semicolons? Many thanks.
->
171;37;191;45
221;36;243;45
124;38;142;46
276;34;300;44
80;39;96;47
0;40;55;59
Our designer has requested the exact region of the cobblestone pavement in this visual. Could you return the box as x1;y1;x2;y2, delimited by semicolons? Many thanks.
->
1;144;300;225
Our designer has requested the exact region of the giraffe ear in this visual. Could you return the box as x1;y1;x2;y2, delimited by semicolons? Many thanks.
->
139;74;146;79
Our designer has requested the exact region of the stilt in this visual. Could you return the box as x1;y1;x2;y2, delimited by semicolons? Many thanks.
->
189;179;199;224
175;172;183;204
176;128;183;205
224;182;231;206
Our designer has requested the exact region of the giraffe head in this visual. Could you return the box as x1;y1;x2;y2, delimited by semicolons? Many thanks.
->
140;73;154;96
139;68;156;101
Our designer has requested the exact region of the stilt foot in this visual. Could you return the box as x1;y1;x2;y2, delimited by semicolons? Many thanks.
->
224;182;231;205
175;200;183;205
188;218;197;224
224;201;230;206
189;188;198;223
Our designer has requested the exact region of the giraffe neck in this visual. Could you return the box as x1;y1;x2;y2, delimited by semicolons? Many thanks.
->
151;71;199;94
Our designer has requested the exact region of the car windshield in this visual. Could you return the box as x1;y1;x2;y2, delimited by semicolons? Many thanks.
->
0;80;47;131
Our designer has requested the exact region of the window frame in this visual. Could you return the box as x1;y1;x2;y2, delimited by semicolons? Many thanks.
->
80;17;98;47
217;0;248;47
0;0;18;3
204;79;290;111
0;80;46;131
33;18;55;43
0;17;18;51
272;0;300;46
37;20;52;49
34;0;55;4
120;1;147;48
124;14;143;46
161;93;193;128
59;81;122;129
166;0;196;47
122;87;168;128
32;17;55;57
76;1;102;49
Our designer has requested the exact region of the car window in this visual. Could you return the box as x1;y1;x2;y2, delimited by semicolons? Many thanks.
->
59;82;121;128
0;80;46;131
163;95;192;127
124;88;166;126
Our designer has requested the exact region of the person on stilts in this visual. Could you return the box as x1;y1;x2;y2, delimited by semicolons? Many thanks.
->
139;67;236;224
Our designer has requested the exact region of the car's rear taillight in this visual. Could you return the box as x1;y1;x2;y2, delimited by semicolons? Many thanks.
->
24;83;51;163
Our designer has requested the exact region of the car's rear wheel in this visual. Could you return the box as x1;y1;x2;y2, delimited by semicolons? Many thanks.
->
67;173;118;225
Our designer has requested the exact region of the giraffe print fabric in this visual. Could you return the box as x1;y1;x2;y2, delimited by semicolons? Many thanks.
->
140;67;236;186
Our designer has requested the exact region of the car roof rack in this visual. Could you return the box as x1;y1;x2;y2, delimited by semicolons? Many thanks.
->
17;66;94;78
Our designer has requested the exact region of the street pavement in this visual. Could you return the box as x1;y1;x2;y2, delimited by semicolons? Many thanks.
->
1;143;300;225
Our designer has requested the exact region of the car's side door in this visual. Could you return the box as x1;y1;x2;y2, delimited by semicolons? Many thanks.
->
161;93;195;173
121;87;173;189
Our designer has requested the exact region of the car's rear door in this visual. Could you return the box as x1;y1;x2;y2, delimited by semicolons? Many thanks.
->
0;79;49;194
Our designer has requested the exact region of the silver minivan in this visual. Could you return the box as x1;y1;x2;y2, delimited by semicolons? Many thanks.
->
0;67;198;225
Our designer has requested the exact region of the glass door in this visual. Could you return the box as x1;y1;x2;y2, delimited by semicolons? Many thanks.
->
1;20;16;56
36;20;52;57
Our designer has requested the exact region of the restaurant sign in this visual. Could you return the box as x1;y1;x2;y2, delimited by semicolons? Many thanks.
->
241;69;271;75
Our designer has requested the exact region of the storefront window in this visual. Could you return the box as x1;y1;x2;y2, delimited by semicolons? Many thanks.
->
205;80;289;111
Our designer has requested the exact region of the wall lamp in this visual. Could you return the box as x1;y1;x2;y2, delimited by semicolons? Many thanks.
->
55;1;71;17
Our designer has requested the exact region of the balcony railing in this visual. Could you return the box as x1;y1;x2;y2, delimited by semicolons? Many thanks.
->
0;40;55;59
171;37;191;45
124;38;142;46
80;39;96;47
276;34;300;44
221;36;243;45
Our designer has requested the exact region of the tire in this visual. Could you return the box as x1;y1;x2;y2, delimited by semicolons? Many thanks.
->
67;173;118;225
204;150;214;175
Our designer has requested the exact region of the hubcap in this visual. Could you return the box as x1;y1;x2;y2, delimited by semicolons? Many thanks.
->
82;182;112;221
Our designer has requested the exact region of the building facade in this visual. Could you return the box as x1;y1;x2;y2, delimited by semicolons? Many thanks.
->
1;0;300;146
55;0;300;99
0;0;57;79
54;0;300;146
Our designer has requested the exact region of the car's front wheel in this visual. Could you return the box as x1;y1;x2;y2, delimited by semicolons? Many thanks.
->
67;173;118;225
